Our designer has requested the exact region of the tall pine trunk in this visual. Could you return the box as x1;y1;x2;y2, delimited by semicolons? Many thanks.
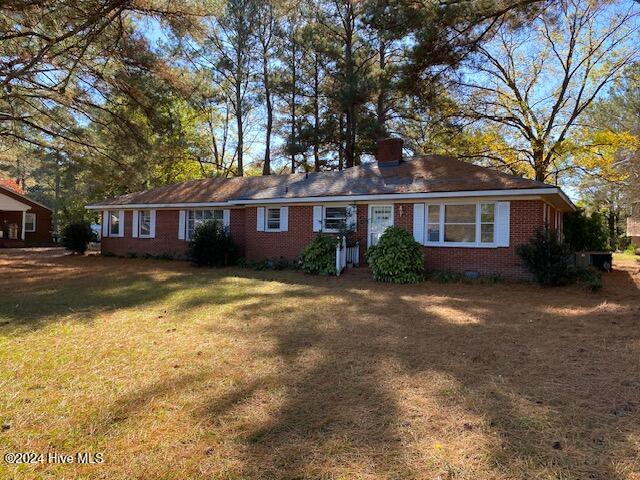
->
376;38;387;137
313;53;320;172
262;46;272;175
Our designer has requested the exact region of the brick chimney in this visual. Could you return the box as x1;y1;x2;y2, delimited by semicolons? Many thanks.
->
376;138;403;167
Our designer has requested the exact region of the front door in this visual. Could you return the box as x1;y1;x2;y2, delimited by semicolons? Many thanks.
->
368;205;394;246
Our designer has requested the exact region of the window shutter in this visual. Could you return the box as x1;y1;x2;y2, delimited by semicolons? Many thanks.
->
178;210;186;240
346;205;357;231
102;211;109;237
150;210;156;238
256;207;265;232
132;210;139;238
312;206;323;232
280;207;289;232
118;210;125;237
223;209;231;228
413;203;425;245
496;202;510;247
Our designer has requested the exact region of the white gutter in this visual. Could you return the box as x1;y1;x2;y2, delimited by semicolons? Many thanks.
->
86;187;575;210
86;201;231;210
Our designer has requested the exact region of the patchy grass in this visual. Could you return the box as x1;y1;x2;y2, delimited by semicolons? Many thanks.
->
1;249;640;480
615;251;639;264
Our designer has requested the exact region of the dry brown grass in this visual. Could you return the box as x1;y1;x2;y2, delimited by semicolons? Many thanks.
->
1;248;639;480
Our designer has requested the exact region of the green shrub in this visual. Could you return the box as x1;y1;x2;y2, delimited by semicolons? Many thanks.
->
517;227;576;286
366;227;424;283
576;266;603;292
564;209;609;251
61;222;93;254
300;234;340;275
187;220;238;267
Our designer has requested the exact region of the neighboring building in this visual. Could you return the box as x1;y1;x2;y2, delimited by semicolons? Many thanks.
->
86;138;575;279
628;201;640;248
0;180;53;247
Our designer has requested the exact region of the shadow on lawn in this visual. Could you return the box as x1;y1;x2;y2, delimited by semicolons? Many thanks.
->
193;269;640;479
4;253;640;478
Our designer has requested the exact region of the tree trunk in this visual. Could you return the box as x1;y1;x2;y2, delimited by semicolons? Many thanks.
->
313;53;320;172
235;80;244;177
262;46;272;176
376;37;387;137
532;143;546;182
344;19;355;169
290;41;297;174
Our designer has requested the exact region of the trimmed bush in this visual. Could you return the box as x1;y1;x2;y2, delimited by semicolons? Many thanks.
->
366;227;424;283
187;220;238;267
517;227;576;286
300;234;340;275
61;222;93;254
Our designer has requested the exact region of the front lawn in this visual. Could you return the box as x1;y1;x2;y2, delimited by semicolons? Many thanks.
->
1;251;639;479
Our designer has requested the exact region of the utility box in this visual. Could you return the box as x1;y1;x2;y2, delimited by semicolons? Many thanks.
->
576;251;613;272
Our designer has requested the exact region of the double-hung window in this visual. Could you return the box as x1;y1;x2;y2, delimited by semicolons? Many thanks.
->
24;213;36;233
138;210;152;237
109;211;120;236
480;204;495;243
324;206;348;231
187;209;224;240
425;202;496;246
266;208;281;231
427;205;440;242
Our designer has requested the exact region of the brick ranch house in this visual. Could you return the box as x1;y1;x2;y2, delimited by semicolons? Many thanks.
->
0;180;53;248
87;138;575;279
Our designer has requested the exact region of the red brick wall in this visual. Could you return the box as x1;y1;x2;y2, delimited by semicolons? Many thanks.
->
101;208;248;258
102;210;188;257
421;199;544;279
229;208;246;255
99;200;549;279
243;206;317;262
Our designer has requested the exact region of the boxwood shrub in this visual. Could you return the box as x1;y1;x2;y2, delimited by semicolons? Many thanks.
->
300;234;340;275
187;220;238;267
365;227;424;283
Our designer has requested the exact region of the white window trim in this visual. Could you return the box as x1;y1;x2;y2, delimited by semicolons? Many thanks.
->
265;207;282;232
186;209;225;240
24;212;36;232
138;210;153;238
321;204;349;233
368;204;394;247
424;201;497;248
105;210;124;237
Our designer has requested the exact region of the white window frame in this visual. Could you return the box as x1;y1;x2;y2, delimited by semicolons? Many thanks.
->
186;209;224;240
108;210;121;237
322;205;349;233
424;201;497;248
24;213;36;232
138;210;152;238
265;207;281;232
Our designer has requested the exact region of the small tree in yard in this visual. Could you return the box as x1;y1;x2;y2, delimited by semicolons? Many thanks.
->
187;221;238;267
366;227;424;284
517;227;576;286
61;222;93;255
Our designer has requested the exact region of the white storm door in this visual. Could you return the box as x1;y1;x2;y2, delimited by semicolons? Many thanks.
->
368;205;394;246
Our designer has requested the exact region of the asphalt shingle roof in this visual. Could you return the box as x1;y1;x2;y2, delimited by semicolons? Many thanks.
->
90;155;552;206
